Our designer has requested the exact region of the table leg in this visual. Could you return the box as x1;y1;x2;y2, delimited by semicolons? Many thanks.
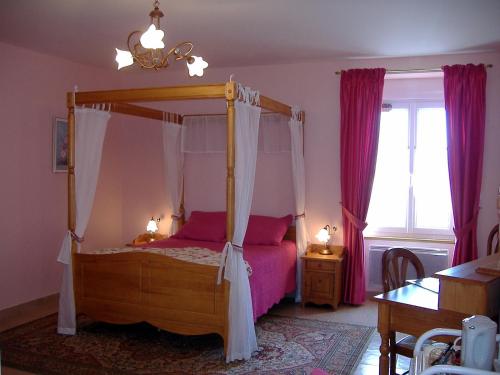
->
389;331;396;375
378;303;391;375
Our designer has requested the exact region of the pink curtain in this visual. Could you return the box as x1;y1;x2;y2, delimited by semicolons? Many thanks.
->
443;64;487;266
340;68;385;305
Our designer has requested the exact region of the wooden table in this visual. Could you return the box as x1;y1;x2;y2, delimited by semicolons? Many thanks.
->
436;253;500;316
372;279;467;375
372;253;500;375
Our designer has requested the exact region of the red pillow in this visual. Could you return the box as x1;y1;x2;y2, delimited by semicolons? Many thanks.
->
172;211;226;242
244;214;293;245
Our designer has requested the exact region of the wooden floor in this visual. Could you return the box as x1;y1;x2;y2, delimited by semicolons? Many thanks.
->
0;296;410;374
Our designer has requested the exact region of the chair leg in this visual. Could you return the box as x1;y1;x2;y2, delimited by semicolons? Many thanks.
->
389;332;397;375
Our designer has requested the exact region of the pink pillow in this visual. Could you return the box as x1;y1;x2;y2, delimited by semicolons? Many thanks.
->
244;214;293;245
172;211;226;242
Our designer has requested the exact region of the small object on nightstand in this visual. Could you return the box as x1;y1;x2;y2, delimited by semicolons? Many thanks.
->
315;225;337;255
301;244;344;310
130;232;166;246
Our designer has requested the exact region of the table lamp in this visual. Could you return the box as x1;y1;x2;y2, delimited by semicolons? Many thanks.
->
146;217;160;242
315;225;337;255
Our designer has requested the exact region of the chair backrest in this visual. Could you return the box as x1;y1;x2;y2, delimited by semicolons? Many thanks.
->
382;247;425;293
487;224;499;256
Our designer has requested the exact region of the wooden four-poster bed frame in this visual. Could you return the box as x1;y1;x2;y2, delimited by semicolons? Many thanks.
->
66;81;305;355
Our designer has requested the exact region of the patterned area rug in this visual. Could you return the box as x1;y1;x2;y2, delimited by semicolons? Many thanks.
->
0;314;374;374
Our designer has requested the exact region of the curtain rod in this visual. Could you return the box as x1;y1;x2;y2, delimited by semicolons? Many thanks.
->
334;63;493;75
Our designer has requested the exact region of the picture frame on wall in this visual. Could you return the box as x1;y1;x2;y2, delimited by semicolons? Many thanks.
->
53;117;68;173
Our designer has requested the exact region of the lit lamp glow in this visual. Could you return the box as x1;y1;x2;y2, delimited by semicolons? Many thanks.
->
146;217;160;242
147;217;159;233
139;24;165;49
315;225;337;255
115;48;134;70
187;56;209;77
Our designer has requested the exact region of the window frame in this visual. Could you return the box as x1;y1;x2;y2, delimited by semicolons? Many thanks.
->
365;99;454;241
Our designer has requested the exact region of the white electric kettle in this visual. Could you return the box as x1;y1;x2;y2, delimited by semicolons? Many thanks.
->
461;315;498;370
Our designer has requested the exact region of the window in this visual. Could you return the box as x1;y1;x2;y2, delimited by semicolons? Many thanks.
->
365;101;453;238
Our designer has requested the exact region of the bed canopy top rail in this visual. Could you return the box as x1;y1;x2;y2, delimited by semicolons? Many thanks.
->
70;83;227;105
67;82;304;122
109;102;183;124
111;103;182;125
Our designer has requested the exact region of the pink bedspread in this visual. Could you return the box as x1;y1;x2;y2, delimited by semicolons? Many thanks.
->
142;238;296;320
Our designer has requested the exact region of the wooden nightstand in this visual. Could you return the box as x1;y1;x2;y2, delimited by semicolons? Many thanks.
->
127;232;167;246
301;244;344;309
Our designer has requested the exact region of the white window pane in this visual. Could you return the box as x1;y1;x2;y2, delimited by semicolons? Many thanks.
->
413;107;452;230
367;108;409;230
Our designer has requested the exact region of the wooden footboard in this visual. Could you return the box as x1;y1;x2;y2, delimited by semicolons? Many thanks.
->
73;252;230;353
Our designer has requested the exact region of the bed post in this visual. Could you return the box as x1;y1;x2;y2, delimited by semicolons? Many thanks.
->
179;115;186;227
225;82;237;241
66;93;76;254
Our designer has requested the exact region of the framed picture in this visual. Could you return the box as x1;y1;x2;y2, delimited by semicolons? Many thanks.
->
53;117;68;172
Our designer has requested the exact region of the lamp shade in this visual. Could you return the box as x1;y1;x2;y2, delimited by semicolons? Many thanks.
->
140;24;165;49
315;227;330;243
187;56;208;77
146;218;159;233
115;48;134;70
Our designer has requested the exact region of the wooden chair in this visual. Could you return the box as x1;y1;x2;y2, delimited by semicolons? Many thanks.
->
382;247;425;375
487;224;499;256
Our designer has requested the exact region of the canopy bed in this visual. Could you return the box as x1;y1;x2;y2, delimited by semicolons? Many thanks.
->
56;81;307;362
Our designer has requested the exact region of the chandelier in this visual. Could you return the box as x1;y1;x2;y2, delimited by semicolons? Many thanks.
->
114;0;208;77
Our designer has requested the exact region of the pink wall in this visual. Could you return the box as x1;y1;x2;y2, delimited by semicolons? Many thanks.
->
0;42;120;310
1;39;499;311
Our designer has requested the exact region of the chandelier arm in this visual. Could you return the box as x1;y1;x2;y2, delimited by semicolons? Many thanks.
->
166;42;194;61
115;1;206;73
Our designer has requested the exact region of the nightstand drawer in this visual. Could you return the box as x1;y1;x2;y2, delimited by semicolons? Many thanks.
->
305;260;335;272
309;273;333;296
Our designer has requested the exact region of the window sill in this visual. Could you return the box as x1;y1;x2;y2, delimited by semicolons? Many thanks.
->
364;235;455;244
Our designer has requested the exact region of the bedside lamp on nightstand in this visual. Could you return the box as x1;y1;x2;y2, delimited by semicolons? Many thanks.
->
315;225;337;255
144;217;163;242
130;217;165;245
146;217;160;235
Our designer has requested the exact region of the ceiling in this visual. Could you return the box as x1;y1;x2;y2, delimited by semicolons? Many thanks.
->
1;0;500;71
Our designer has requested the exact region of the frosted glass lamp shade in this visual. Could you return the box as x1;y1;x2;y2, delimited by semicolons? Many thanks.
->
140;24;165;49
146;218;159;233
187;56;208;77
315;227;330;244
115;48;134;70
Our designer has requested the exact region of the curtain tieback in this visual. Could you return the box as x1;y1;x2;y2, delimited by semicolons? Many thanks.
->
232;243;243;253
228;243;252;275
70;231;84;243
453;209;479;239
171;214;182;220
217;242;249;284
294;213;305;219
342;207;367;231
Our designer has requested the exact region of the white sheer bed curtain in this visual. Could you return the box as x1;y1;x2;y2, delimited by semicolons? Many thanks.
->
182;113;290;154
162;122;184;236
57;107;110;334
289;108;309;301
218;84;260;362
